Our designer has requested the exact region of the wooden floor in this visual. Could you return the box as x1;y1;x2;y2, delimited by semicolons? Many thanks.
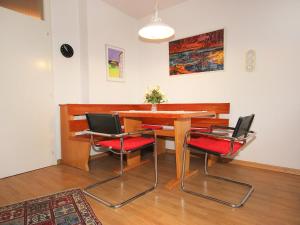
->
0;152;299;225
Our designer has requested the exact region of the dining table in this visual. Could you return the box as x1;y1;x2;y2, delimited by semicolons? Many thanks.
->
116;110;216;188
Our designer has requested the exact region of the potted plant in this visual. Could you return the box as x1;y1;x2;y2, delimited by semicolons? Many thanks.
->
144;86;167;111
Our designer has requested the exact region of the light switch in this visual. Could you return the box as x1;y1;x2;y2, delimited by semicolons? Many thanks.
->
246;49;256;72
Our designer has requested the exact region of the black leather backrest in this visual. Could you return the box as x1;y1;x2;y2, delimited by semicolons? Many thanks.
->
86;113;122;134
232;114;255;138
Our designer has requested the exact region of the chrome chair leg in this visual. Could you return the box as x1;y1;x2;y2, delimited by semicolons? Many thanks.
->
83;174;122;208
83;142;158;208
181;148;254;208
153;135;158;187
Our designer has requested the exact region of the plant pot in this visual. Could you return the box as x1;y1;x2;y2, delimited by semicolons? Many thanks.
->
151;104;157;111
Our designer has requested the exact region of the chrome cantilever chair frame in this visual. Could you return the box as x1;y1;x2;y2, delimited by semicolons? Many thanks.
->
181;128;256;208
83;129;158;208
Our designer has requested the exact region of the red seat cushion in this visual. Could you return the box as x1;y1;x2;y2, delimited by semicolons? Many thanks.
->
188;136;243;155
142;124;163;130
96;137;154;151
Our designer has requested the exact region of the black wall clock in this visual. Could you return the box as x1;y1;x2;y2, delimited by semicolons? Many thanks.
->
60;44;74;58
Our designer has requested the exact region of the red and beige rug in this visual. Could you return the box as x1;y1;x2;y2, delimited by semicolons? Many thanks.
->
0;189;102;225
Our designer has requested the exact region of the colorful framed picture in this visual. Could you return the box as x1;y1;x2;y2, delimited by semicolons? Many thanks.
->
106;44;125;82
169;29;224;75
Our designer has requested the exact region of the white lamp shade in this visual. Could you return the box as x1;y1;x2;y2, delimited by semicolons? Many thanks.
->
138;21;175;40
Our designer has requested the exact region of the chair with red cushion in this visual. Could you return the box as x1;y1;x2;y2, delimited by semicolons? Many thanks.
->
83;113;158;208
181;114;256;208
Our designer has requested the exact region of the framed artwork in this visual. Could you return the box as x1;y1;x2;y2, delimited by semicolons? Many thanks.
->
106;44;125;82
169;29;224;75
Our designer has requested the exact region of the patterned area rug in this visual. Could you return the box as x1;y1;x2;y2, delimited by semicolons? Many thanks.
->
0;189;102;225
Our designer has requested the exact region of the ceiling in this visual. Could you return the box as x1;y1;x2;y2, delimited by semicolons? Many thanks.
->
101;0;188;19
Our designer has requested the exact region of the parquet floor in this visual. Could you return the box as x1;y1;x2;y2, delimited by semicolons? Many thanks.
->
0;152;299;225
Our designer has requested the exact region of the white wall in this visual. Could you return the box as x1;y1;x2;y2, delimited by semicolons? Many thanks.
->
0;1;56;178
51;0;141;159
51;0;83;105
137;0;300;169
87;0;142;104
51;0;88;160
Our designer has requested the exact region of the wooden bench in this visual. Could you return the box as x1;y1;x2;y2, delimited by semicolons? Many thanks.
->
60;103;230;171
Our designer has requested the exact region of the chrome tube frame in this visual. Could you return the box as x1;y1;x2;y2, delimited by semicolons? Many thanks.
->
181;129;255;208
83;131;158;208
86;129;154;138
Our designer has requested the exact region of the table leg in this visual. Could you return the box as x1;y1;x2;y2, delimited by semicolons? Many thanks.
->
165;118;191;189
174;119;191;178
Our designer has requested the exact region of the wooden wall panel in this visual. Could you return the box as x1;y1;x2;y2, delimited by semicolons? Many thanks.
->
66;104;145;115
62;103;230;134
157;103;230;114
69;120;88;132
63;103;230;116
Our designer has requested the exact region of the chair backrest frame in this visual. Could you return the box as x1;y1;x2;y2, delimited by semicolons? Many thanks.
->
86;113;122;135
232;114;255;138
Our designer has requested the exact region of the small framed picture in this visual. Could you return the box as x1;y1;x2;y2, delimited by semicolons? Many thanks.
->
105;44;125;82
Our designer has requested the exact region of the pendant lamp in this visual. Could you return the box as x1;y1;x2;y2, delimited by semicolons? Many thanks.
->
138;1;175;40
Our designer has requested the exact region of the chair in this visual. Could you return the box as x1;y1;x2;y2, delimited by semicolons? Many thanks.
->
181;114;256;208
83;113;158;208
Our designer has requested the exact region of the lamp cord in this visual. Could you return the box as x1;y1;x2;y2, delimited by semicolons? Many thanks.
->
153;0;161;22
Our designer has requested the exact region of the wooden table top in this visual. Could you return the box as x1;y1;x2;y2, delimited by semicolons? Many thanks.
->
114;110;216;119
